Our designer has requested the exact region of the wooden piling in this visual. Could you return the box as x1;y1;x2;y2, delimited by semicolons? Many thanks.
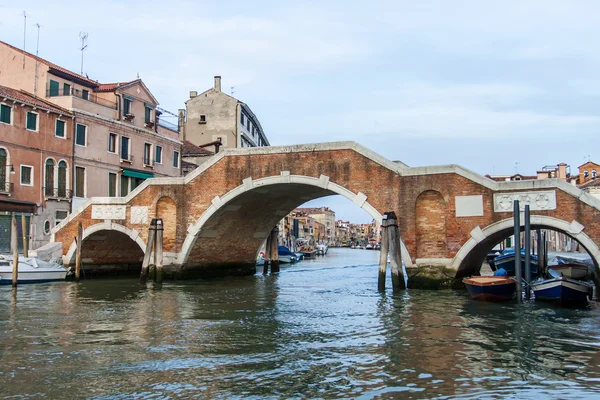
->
378;215;390;291
513;200;522;303
140;219;157;283
155;219;164;284
263;234;271;275
386;212;406;291
11;214;18;287
270;227;280;273
75;221;83;282
21;214;28;258
524;205;531;300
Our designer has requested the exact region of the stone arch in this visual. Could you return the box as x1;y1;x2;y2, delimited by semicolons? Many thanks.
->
177;173;414;267
415;190;447;259
156;196;177;252
64;222;145;265
452;216;600;279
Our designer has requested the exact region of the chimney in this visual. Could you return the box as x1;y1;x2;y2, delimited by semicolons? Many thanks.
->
214;76;221;92
178;109;186;139
189;91;198;99
557;163;567;180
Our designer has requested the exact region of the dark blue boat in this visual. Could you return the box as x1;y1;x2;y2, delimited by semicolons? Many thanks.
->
492;249;539;279
463;276;516;301
531;270;593;305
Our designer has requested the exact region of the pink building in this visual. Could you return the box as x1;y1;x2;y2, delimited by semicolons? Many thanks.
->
0;40;182;213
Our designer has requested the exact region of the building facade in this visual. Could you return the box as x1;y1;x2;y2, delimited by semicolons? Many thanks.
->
182;76;270;151
0;85;74;250
0;39;182;249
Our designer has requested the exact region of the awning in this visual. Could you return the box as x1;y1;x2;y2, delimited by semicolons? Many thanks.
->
0;199;37;213
122;169;154;180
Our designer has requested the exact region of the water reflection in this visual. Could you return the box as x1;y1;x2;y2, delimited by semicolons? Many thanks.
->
0;248;598;398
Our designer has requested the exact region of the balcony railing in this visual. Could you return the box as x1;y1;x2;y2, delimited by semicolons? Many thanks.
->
44;187;73;200
0;181;13;194
143;158;155;167
157;118;179;133
46;88;118;110
120;154;133;163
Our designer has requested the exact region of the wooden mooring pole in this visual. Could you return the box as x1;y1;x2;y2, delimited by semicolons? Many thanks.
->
513;200;522;304
270;226;280;273
386;211;406;291
21;214;28;258
378;215;390;291
524;205;532;300
11;213;18;287
75;221;83;282
155;219;164;284
140;219;157;284
263;234;271;275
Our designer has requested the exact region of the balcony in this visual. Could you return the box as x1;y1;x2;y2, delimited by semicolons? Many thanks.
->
143;158;155;168
44;187;73;200
120;154;133;164
0;182;13;195
47;88;118;110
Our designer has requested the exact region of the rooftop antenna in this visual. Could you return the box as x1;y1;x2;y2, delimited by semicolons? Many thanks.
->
33;23;41;96
514;161;520;174
79;32;88;76
231;86;235;96
22;11;26;69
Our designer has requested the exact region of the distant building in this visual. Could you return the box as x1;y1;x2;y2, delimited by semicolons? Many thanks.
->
181;140;213;174
294;207;336;245
182;76;270;150
0;85;73;250
577;161;600;185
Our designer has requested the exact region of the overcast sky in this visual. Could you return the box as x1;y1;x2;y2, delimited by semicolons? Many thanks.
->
2;1;599;223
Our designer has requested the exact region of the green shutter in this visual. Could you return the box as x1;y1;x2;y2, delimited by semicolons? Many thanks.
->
76;124;86;146
49;80;59;97
63;83;71;95
26;112;37;130
0;104;10;124
55;120;65;137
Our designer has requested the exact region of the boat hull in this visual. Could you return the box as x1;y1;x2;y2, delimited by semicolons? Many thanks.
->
531;278;592;305
549;264;589;280
0;270;67;284
463;277;516;301
493;253;539;278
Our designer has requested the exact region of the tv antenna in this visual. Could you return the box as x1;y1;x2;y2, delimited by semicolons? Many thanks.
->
22;11;27;69
79;32;88;75
231;86;235;95
35;23;41;56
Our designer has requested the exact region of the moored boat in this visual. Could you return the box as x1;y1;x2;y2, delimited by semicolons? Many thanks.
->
531;275;593;305
463;276;516;301
548;263;589;280
492;249;539;279
0;256;67;284
278;246;299;263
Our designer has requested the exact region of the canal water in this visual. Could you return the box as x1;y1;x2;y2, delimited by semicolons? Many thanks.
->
1;248;599;399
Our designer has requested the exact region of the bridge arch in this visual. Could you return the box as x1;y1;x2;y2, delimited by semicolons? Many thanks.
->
64;222;146;265
452;215;600;279
177;173;413;267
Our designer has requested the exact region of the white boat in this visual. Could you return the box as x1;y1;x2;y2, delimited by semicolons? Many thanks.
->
0;255;67;284
549;264;589;280
316;244;328;255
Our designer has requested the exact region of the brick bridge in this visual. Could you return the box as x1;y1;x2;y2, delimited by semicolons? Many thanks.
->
52;142;600;281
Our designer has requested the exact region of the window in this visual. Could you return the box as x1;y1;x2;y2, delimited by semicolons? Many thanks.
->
593;170;597;179
63;83;71;95
20;165;33;186
55;210;68;226
75;166;85;197
584;170;589;179
173;150;180;168
43;220;51;235
0;149;6;184
144;143;152;165
108;173;117;197
0;104;11;124
49;80;59;97
123;97;132;115
120;175;129;196
108;133;117;153
145;105;152;124
55;119;66;138
26;112;38;131
75;124;87;146
57;161;67;197
82;90;89;100
45;159;55;196
155;146;163;164
200;115;206;123
120;136;130;160
247;119;250;130
240;113;245;125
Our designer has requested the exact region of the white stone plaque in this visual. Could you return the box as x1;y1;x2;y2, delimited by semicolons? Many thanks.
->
455;195;484;217
493;190;556;212
92;205;126;220
130;206;149;224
